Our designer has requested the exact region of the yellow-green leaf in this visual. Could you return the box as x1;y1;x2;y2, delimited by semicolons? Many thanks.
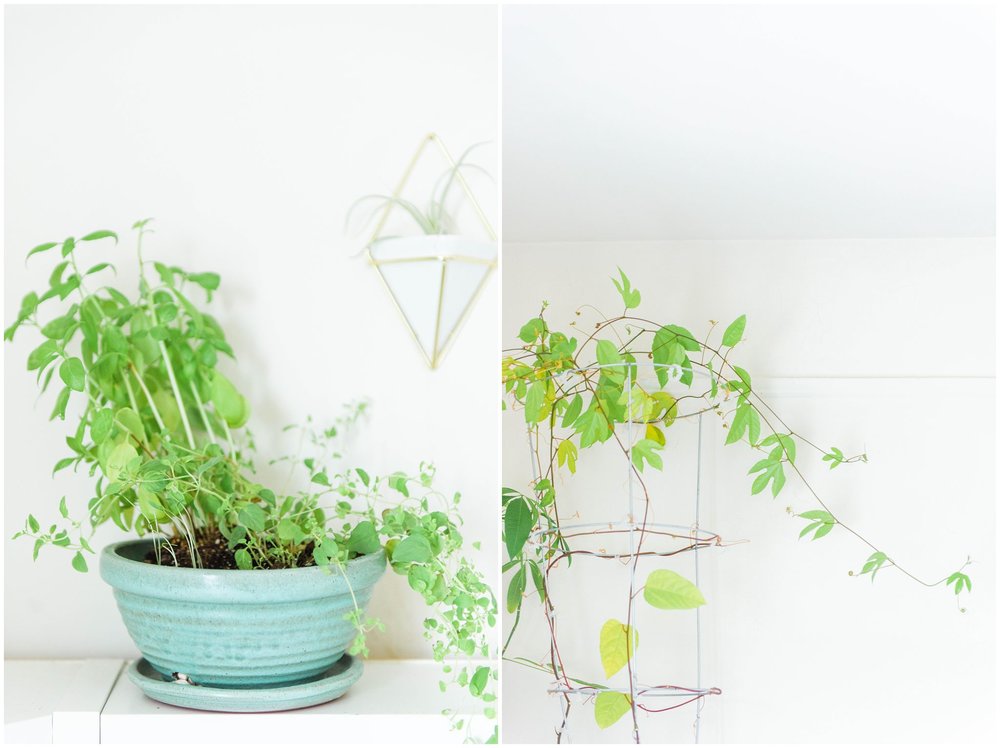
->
211;370;249;428
599;619;638;678
594;691;631;729
643;569;706;610
115;407;145;444
106;442;138;481
557;439;578;473
722;314;747;347
645;423;665;447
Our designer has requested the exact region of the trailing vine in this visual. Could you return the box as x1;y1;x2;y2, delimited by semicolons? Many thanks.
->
501;268;972;738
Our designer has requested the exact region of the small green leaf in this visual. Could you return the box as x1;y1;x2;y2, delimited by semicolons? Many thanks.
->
85;262;115;276
469;666;490;697
561;394;583;428
50;386;71;421
41;314;76;340
27;340;59;371
235;548;253;570
388;472;410;497
79;230;118;244
798;510;836;540
594;692;631;730
518;317;547;344
529;560;546;603
575;406;611;448
188;272;220;291
59;357;86;392
71;551;88;573
392;533;433;564
26;241;58;262
210;371;250;428
630;438;663;472
557;439;578;473
237;504;268;532
60;237;76;257
599;619;638;678
524;380;546;423
722;314;747;347
860;551;888;580
726;403;751;445
504;497;534;560
643;569;706;609
612;267;641;309
115;407;146;443
90;408;113;443
506;564;526;613
347;521;381;555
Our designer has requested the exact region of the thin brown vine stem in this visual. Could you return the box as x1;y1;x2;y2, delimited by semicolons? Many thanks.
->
589;315;961;588
577;374;650;741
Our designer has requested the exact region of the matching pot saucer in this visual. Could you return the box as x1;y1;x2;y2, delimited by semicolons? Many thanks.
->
127;655;363;712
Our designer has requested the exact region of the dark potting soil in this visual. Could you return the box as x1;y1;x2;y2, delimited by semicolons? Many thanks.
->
142;527;317;570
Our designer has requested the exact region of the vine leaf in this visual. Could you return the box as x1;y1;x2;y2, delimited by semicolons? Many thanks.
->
506;564;526;613
518;317;547;343
726;403;752;445
575;406;611;448
722;314;747;347
860;551;888;581
822;446;845;469
651;325;696;387
599;618;638;678
557;439;578;473
524;380;547;423
798;510;836;540
561;394;583;428
748;457;786;497
947;571;972;595
630;438;663;472
612;267;641;309
760;433;796;463
503;497;535;560
594;691;631;729
643;569;706;610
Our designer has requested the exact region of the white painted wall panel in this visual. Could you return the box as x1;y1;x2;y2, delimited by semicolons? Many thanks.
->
501;241;995;743
4;4;498;661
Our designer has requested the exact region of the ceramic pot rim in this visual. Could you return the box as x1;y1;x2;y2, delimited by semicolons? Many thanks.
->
100;538;387;604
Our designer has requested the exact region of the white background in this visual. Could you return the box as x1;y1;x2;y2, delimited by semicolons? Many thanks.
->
501;4;996;744
4;4;498;661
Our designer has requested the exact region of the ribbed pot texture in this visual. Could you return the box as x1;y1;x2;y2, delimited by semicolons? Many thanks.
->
100;539;386;688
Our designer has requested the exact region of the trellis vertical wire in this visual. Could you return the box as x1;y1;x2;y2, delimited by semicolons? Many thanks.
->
527;425;571;742
694;412;704;743
517;364;716;744
626;366;640;743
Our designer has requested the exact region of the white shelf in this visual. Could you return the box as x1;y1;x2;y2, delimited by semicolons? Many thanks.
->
5;659;487;744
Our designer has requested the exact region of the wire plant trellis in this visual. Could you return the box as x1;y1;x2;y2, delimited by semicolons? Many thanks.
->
503;281;974;744
522;362;725;744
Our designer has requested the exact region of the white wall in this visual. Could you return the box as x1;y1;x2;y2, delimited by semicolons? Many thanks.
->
501;239;995;743
4;4;498;660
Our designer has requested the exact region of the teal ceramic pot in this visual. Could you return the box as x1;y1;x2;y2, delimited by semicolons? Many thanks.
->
100;539;386;689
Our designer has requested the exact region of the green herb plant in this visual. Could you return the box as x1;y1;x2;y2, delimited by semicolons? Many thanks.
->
6;222;497;743
501;269;972;737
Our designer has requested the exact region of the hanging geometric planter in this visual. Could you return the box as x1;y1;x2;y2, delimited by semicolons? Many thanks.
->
364;133;497;369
